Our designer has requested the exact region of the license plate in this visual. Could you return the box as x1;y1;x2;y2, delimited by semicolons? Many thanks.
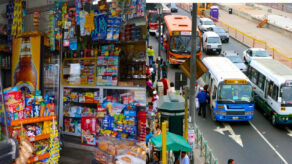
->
213;49;216;51
233;117;238;120
222;38;225;40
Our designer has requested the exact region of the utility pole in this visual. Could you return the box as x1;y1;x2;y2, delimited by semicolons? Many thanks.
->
157;4;162;81
189;2;197;145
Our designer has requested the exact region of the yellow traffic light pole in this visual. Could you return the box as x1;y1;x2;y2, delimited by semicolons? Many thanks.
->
162;121;167;164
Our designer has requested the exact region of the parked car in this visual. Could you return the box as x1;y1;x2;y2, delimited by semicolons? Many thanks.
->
202;31;222;55
211;27;229;43
222;51;247;73
198;18;216;33
170;3;178;13
243;48;272;63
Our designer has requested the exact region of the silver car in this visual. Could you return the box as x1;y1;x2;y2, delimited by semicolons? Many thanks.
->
222;51;247;73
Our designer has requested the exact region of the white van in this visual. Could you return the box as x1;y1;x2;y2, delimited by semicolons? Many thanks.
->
202;31;222;55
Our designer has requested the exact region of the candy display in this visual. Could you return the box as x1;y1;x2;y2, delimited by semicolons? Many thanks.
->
3;86;60;163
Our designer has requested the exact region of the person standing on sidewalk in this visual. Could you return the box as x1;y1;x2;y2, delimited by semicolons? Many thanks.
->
146;127;153;146
167;82;176;95
147;46;154;66
175;152;190;164
146;78;154;97
161;76;169;95
196;86;209;118
152;91;159;111
161;62;168;78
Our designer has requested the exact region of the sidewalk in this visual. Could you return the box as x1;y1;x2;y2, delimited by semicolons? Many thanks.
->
218;4;292;58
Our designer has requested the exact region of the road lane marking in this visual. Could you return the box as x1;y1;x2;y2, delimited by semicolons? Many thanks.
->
214;123;243;147
284;127;292;137
249;122;288;164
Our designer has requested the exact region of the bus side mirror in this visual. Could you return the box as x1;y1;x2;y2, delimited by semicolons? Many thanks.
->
278;97;282;103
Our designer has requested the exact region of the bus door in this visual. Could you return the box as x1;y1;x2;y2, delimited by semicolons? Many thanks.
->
264;79;270;99
209;78;214;109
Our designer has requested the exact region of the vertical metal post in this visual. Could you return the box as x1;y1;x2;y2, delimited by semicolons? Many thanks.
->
162;121;167;164
205;143;208;163
184;88;188;141
189;5;197;159
158;6;162;81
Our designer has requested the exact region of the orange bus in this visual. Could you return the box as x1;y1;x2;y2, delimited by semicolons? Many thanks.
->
163;15;201;65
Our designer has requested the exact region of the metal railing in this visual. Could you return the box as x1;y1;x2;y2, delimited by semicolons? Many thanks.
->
194;124;218;164
177;3;292;69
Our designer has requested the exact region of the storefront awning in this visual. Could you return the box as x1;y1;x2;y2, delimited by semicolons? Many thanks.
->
179;58;208;79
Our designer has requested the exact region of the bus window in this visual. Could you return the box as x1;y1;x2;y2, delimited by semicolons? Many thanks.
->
251;69;259;84
268;82;274;97
272;85;278;101
258;73;265;90
281;86;292;104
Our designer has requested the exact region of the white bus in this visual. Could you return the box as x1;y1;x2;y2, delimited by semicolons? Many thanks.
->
201;57;254;121
248;59;292;125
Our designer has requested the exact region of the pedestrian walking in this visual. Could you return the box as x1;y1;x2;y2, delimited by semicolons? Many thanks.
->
147;102;156;133
146;34;149;47
147;46;154;66
167;82;176;95
146;65;151;77
152;91;159;111
175;152;190;164
151;63;157;84
228;159;234;164
196;86;210;118
161;61;168;78
146;78;154;97
161;77;169;95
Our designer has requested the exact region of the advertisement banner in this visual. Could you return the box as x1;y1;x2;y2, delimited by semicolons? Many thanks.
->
12;36;41;92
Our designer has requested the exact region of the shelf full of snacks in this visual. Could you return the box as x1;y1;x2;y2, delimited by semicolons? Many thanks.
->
4;87;60;163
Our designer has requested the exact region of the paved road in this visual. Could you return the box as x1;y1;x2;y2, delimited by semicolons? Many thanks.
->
149;6;292;164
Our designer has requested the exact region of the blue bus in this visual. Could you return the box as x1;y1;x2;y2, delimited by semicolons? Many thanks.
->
200;57;254;121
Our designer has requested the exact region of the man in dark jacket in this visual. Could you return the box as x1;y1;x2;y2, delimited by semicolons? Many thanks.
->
196;86;210;118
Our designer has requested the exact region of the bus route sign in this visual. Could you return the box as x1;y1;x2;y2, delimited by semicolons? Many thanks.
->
286;81;292;86
224;80;247;85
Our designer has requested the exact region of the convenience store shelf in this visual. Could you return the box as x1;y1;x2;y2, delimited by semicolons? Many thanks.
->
27;133;51;142
27;153;50;163
63;85;146;91
10;115;57;126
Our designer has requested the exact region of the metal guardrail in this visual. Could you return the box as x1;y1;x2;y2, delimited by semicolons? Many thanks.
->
177;3;292;69
261;3;292;13
194;124;218;164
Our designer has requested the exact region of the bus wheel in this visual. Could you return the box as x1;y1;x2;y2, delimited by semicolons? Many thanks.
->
271;113;278;127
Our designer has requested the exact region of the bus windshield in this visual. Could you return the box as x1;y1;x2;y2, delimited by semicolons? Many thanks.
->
281;86;292;104
170;35;200;54
218;84;253;103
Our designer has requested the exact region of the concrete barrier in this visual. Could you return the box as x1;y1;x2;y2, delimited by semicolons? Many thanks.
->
216;3;292;38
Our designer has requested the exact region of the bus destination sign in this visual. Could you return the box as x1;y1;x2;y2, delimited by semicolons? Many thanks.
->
180;31;191;35
224;80;247;85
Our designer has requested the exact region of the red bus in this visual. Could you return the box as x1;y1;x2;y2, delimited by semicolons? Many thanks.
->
147;4;171;35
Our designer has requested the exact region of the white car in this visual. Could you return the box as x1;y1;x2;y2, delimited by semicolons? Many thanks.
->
243;48;272;63
198;18;216;33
